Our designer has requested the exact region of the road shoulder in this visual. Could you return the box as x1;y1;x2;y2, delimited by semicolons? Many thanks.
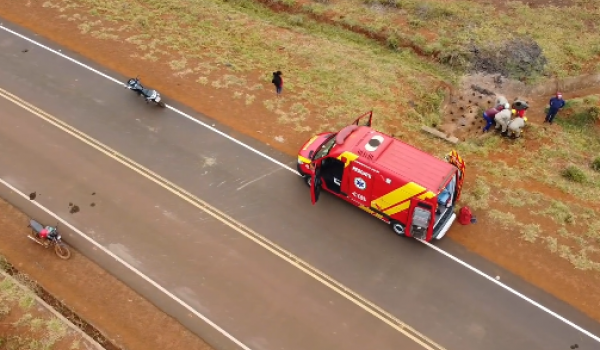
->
0;197;214;350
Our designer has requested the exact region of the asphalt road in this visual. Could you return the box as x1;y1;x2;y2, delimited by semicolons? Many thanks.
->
1;20;600;350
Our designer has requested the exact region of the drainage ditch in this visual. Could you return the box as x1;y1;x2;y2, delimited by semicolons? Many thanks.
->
0;256;122;350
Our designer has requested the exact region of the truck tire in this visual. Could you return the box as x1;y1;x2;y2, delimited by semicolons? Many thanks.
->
303;175;312;188
390;221;406;236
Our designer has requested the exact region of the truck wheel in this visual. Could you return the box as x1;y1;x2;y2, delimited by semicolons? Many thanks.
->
304;175;312;187
390;221;406;236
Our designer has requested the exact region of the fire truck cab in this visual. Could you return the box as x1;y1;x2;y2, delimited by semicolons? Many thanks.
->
297;111;466;242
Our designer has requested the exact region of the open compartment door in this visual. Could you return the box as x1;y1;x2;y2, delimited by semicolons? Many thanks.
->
351;111;373;127
310;161;323;205
445;150;466;201
406;200;435;241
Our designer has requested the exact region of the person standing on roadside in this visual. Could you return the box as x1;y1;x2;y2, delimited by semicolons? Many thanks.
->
545;92;566;124
482;104;504;132
272;71;283;97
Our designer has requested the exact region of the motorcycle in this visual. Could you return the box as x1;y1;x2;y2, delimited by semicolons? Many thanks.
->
124;76;166;108
27;219;71;260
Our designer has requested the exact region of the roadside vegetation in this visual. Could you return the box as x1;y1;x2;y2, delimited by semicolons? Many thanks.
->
259;0;600;80
43;0;454;139
456;95;600;273
0;261;87;350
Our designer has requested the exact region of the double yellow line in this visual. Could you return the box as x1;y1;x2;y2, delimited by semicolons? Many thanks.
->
0;87;447;350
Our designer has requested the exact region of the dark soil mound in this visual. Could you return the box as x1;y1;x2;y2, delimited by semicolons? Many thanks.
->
468;36;548;79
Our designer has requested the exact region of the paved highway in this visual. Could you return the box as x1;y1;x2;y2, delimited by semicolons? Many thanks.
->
1;20;600;350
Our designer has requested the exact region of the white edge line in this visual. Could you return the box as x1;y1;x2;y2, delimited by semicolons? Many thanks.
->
420;240;600;343
2;22;600;345
0;24;298;176
0;177;253;350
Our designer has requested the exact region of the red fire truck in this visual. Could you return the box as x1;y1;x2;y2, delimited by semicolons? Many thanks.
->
297;111;466;242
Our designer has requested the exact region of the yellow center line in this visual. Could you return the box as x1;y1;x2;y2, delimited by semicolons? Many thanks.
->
0;87;446;350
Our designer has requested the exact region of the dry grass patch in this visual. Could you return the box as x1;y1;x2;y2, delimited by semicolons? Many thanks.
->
479;186;600;272
460;175;491;209
0;273;88;350
536;200;576;225
39;0;455;138
276;0;600;78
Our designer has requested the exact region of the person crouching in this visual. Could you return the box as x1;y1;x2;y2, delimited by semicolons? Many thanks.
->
482;105;504;132
494;103;512;136
507;115;527;139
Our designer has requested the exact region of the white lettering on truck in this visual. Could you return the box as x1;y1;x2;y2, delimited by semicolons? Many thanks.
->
352;192;367;201
352;166;371;179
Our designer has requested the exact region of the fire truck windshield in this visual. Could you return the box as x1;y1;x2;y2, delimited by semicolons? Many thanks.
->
313;136;336;160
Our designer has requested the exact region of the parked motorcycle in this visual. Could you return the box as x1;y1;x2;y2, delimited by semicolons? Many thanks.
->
124;76;166;108
27;219;71;260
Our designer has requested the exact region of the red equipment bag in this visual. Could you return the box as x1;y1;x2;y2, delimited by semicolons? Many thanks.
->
458;206;473;225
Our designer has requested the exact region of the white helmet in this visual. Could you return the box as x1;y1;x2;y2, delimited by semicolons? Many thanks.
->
504;102;510;109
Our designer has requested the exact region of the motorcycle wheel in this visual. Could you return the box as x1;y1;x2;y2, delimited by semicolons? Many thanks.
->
54;243;71;260
158;101;166;108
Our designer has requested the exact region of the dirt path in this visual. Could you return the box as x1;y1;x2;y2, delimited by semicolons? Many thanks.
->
0;198;213;350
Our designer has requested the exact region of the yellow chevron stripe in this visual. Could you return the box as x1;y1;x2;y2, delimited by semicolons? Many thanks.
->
417;191;436;200
383;201;411;216
337;151;359;168
383;190;437;216
298;156;311;164
371;182;426;211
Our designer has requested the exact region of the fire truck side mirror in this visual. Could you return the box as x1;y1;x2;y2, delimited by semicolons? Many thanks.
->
340;156;347;164
308;150;314;158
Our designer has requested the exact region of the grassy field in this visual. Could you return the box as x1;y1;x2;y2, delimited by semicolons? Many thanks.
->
0;264;93;350
43;0;455;138
263;0;600;79
457;95;600;272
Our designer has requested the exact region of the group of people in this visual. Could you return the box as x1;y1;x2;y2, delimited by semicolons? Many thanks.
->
480;92;567;139
481;95;530;139
271;70;569;137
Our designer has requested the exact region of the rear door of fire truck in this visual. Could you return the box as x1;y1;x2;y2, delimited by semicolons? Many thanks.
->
445;150;466;202
405;199;436;241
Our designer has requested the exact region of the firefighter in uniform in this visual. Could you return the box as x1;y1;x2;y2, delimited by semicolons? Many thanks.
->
507;99;529;139
494;103;512;135
507;116;527;138
495;95;509;109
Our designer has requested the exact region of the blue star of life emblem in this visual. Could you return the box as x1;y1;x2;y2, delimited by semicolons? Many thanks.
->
354;177;366;190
